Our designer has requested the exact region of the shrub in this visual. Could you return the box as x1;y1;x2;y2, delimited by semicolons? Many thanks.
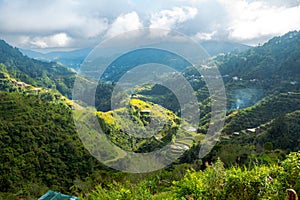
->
281;151;300;194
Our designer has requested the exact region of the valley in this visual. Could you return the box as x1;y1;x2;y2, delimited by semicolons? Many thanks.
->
0;31;299;199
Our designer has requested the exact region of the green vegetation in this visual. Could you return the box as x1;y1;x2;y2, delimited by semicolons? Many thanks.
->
0;92;108;199
223;92;300;134
0;30;300;199
0;40;76;97
84;151;300;200
96;98;190;153
136;84;181;115
216;31;300;85
256;110;300;152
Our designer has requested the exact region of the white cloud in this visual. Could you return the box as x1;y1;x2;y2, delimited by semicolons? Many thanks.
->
30;33;71;48
194;31;217;41
0;0;109;38
0;0;300;49
248;0;300;8
105;12;143;38
150;7;198;30
72;17;109;38
221;0;300;42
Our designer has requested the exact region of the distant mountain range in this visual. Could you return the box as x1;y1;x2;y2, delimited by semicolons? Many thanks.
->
19;48;92;71
200;40;251;56
2;31;299;106
20;41;251;71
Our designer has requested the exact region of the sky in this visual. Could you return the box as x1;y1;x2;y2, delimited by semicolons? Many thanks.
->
0;0;300;51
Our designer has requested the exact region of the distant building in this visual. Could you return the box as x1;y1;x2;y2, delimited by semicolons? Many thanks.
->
30;87;42;95
232;76;239;81
11;79;31;88
184;126;197;132
131;94;138;99
16;82;25;87
246;128;256;134
246;127;261;134
141;109;151;114
32;87;42;91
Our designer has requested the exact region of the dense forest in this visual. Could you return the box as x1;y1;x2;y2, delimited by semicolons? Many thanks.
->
0;31;299;199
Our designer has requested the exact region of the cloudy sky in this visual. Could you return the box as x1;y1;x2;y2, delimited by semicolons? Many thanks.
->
0;0;300;51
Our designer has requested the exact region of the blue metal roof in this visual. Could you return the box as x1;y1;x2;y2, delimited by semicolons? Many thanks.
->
38;190;79;200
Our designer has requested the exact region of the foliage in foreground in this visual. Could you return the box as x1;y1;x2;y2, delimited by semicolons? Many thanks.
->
0;92;106;199
85;151;300;200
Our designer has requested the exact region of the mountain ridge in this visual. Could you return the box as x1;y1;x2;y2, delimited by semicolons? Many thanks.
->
19;40;251;71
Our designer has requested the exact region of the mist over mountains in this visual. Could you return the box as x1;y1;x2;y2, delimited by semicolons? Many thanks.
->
20;40;251;71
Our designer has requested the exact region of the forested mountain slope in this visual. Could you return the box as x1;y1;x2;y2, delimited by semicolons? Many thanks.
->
0;92;106;198
0;40;76;97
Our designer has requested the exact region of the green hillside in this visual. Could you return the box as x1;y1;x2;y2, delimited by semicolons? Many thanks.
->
216;31;300;108
0;92;108;198
96;99;197;156
217;31;300;83
0;40;76;97
97;99;180;152
256;110;300;152
223;92;300;134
